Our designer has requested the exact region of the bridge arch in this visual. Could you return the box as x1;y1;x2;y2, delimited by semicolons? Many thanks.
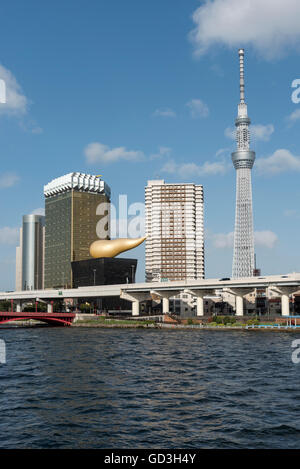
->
0;313;75;327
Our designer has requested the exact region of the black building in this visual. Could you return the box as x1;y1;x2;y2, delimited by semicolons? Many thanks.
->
71;257;137;288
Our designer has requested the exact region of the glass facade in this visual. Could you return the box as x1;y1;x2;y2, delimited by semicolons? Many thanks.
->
71;258;137;288
44;190;110;289
72;191;109;262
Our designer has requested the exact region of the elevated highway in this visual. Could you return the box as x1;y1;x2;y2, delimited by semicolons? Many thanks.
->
1;273;300;317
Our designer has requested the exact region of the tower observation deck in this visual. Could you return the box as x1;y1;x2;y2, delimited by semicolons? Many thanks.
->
232;49;255;278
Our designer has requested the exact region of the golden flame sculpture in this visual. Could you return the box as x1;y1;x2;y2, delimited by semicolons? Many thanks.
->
89;236;146;258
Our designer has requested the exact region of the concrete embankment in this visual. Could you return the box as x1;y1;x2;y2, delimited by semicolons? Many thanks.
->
72;320;300;332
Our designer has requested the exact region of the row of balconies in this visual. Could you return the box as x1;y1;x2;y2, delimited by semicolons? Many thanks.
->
146;189;202;193
146;196;204;202
148;224;204;229
146;247;204;252
146;187;201;193
146;215;204;220
145;219;204;225
146;239;204;243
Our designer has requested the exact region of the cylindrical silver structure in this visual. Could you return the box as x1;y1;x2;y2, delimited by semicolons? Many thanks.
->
22;215;45;290
232;150;255;169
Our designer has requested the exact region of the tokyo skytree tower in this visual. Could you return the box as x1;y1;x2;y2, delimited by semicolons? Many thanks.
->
232;49;255;278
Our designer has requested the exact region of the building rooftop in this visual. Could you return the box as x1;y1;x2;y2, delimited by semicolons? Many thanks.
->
44;172;111;198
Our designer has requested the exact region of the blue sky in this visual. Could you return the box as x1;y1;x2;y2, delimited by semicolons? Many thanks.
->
1;0;300;288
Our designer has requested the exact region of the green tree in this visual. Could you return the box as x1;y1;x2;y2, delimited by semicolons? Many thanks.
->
0;300;11;311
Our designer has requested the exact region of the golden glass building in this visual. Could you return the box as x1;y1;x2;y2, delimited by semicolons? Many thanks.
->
44;173;111;289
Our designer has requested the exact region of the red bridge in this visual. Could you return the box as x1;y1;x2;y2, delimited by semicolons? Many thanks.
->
0;312;76;327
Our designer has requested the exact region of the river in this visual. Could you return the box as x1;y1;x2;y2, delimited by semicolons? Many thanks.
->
0;327;300;448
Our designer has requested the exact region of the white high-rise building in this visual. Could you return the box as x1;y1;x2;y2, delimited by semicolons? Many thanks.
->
232;49;255;278
145;180;204;282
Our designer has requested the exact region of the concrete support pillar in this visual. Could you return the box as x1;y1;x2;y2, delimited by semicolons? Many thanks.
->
196;296;204;317
162;297;169;314
132;300;140;317
47;303;52;313
270;286;300;317
236;295;244;317
151;290;180;315
186;290;215;317
120;291;152;317
16;300;21;313
226;288;254;317
281;294;290;317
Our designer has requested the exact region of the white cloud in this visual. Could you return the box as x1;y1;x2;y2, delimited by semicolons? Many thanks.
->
161;159;177;174
211;232;234;249
256;149;300;175
84;142;145;164
186;99;209;118
284;209;300;218
284;209;296;217
31;126;43;134
254;231;278;249
31;208;45;216
0;227;19;245
225;127;236;140
150;146;172;160
251;124;274;142
0;64;28;116
153;108;176;118
210;230;278;249
215;148;230;158
0;172;19;188
225;124;274;142
284;209;300;220
287;109;300;124
161;159;228;178
18;118;43;134
190;0;300;59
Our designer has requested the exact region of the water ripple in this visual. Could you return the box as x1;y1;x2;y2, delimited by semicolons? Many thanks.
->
0;328;300;448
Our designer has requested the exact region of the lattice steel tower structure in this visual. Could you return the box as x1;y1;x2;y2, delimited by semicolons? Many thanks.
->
232;49;255;278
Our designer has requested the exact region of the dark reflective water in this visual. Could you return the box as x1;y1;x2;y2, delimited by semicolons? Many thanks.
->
0;327;300;448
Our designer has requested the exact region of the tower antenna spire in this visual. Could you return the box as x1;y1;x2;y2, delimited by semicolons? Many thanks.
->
239;48;245;104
